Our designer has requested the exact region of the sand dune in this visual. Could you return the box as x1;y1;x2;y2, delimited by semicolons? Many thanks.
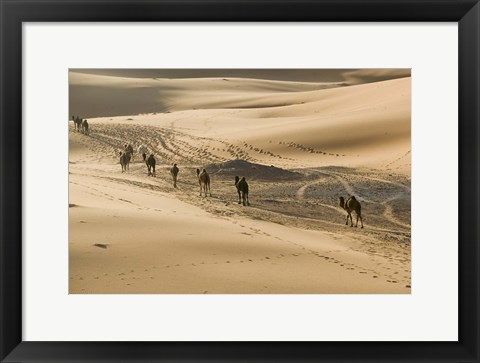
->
71;72;410;173
69;71;411;294
69;72;345;117
72;68;410;84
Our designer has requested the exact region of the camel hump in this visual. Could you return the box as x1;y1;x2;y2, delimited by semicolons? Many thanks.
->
350;196;356;201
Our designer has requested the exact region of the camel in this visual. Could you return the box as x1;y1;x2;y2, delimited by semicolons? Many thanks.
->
120;151;131;173
126;144;134;160
339;196;363;228
73;116;82;131
170;163;179;188
146;154;156;176
81;119;89;135
196;168;211;197
235;176;250;206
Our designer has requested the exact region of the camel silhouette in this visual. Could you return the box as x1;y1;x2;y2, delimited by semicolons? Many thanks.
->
235;176;250;206
170;163;179;188
146;154;156;176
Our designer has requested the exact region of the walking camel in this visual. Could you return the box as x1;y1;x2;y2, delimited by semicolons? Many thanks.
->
171;163;179;188
146;154;156;176
126;144;134;160
235;176;250;206
196;168;211;197
120;151;131;173
81;119;89;135
72;116;82;131
339;196;363;228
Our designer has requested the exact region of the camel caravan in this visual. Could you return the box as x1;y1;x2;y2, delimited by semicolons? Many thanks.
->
69;119;365;226
115;146;364;229
115;145;366;228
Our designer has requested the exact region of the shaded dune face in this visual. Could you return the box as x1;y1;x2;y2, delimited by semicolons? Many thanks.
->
69;72;345;118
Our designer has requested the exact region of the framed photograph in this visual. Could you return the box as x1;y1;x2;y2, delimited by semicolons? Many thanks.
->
1;1;479;362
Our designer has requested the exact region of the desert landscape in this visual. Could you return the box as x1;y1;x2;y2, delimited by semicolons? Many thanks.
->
69;69;411;294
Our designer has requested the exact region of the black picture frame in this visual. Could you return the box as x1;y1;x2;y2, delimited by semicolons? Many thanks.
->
1;1;479;362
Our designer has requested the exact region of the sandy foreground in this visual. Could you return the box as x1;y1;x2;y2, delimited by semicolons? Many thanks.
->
69;72;411;294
